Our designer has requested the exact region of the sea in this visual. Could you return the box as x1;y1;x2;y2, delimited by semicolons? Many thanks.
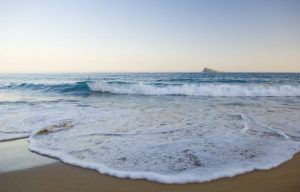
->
0;73;299;183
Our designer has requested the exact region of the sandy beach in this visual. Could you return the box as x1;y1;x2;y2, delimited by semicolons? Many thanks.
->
0;139;300;192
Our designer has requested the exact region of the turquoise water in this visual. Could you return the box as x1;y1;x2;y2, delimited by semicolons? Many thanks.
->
0;73;299;183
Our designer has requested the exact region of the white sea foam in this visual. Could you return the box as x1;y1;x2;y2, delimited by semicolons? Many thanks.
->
27;96;300;184
240;114;250;133
0;102;87;142
87;82;300;97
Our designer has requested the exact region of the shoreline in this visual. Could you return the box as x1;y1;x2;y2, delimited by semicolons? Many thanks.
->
0;139;56;173
0;140;300;191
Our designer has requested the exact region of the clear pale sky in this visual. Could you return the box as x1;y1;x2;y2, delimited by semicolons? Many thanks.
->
0;0;299;73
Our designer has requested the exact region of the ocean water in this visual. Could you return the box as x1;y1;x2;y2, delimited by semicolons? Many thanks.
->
0;73;300;183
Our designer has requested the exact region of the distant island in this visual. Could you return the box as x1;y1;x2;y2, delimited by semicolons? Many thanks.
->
202;67;219;73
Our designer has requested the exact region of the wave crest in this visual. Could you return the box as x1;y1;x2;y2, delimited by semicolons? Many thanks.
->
2;81;300;97
1;82;89;95
88;82;300;97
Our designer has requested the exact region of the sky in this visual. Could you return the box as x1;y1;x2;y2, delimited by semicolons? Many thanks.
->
0;0;299;73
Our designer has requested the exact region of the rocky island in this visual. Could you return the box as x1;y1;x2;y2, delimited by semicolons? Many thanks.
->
202;67;219;73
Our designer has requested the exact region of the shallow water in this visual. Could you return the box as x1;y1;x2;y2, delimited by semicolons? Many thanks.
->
0;73;299;183
0;139;56;172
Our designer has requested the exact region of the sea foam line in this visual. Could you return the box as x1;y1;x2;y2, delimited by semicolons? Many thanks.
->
28;133;300;184
88;82;300;97
27;119;300;184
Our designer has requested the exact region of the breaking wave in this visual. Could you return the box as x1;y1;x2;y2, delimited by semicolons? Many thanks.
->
88;82;300;97
0;82;89;95
1;81;300;97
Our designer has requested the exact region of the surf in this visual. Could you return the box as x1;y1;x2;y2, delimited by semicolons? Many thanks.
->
87;81;300;97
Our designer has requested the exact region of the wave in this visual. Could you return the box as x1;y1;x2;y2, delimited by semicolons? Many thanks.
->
1;82;89;95
88;82;300;97
2;81;300;97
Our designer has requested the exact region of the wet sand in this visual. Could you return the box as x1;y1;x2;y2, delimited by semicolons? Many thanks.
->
0;140;300;192
0;139;56;172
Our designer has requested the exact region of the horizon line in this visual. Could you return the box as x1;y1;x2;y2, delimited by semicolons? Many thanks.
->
0;71;299;74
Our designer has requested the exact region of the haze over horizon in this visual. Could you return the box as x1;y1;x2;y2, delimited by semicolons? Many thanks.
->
0;0;299;73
